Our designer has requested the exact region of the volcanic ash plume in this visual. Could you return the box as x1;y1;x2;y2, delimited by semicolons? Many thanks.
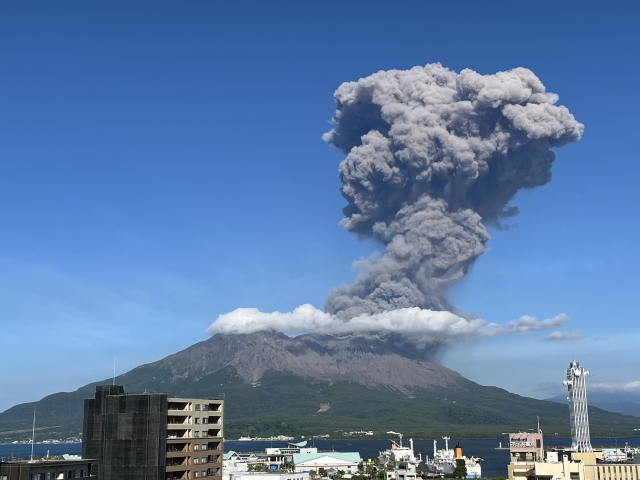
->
323;63;584;319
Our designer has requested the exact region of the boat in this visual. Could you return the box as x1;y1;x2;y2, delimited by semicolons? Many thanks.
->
379;433;422;480
237;436;253;441
424;437;482;478
379;432;422;465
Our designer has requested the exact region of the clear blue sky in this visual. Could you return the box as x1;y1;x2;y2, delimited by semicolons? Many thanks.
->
1;1;639;412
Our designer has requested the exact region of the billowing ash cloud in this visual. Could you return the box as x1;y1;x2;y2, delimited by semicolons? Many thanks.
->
207;304;568;345
323;63;584;319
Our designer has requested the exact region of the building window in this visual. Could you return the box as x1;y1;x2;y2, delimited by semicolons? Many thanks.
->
203;418;208;424
195;473;199;478
195;431;200;437
202;444;208;451
194;458;199;464
195;404;201;411
202;457;208;464
194;444;199;451
195;418;201;424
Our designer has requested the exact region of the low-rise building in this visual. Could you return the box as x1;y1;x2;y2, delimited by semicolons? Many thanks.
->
0;457;96;480
291;453;361;474
506;433;640;480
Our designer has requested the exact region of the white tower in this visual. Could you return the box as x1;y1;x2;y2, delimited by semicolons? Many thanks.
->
563;361;593;452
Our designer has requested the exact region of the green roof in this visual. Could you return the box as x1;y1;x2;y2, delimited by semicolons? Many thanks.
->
288;441;308;448
292;452;361;464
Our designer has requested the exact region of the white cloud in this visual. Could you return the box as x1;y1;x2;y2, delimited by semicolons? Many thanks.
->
506;314;568;333
207;304;570;344
589;381;640;393
544;330;586;341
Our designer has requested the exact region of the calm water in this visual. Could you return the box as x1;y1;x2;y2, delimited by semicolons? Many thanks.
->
2;437;638;478
0;442;81;461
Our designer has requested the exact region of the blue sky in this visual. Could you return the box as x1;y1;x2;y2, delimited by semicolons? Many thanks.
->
1;1;639;412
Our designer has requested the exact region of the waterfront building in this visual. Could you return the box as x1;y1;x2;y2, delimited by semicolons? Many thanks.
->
82;385;224;480
0;456;95;480
264;442;319;469
563;361;593;452
290;452;361;474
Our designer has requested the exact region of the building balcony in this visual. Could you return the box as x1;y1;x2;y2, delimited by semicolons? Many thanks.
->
165;467;189;479
167;429;190;439
168;402;190;412
167;442;189;453
166;457;189;467
168;417;191;426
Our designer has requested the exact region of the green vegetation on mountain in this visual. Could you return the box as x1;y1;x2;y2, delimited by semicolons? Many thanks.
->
1;332;639;442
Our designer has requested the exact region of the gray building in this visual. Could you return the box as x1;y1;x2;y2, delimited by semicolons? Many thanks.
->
82;385;223;480
0;456;95;480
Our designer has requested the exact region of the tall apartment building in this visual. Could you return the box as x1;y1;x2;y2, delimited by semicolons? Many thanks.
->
82;385;223;480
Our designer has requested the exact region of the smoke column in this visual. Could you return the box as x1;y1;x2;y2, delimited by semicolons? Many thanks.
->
323;63;583;319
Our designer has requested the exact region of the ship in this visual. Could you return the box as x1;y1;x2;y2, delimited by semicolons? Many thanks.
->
379;432;422;465
424;437;482;478
379;433;422;480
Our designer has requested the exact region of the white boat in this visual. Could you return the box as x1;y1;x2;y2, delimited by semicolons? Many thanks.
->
379;433;422;480
379;432;422;465
424;437;482;478
237;436;253;441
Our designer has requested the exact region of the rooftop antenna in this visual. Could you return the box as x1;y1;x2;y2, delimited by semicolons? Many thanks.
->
113;355;116;386
30;407;36;462
537;415;541;433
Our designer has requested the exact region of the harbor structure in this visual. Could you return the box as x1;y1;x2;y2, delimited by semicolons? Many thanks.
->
563;361;593;452
82;385;224;480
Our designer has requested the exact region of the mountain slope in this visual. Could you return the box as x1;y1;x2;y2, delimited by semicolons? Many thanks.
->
2;331;639;442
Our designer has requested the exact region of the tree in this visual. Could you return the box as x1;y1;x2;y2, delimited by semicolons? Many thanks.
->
452;460;467;479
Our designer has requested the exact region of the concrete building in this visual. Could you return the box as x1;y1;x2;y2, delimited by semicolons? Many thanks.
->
290;453;361;474
0;456;95;480
82;385;223;480
507;439;640;480
563;361;593;452
263;442;318;469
